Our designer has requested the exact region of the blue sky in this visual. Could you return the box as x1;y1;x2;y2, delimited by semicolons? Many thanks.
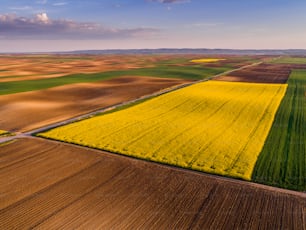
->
0;0;306;52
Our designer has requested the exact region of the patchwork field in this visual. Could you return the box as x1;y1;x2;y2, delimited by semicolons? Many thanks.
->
0;54;169;82
39;81;287;181
0;54;261;133
0;76;191;132
1;54;305;229
252;69;306;191
0;138;304;229
0;55;259;95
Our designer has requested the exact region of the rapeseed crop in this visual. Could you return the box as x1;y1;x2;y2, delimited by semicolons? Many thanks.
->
0;130;9;136
190;58;225;63
39;81;287;180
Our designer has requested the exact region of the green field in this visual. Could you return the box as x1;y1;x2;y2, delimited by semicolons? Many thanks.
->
0;65;230;95
252;70;306;191
269;56;306;64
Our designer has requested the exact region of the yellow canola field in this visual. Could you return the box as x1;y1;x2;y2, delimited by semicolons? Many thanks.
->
39;81;287;180
190;58;226;63
0;130;8;136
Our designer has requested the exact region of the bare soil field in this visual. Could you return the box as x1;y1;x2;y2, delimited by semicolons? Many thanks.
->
0;138;304;229
0;76;191;132
214;63;306;83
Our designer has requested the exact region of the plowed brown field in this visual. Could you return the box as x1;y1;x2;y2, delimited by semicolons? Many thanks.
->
0;76;191;132
215;63;306;83
0;138;304;229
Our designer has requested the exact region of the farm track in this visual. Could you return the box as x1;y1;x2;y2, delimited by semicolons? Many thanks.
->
0;138;305;229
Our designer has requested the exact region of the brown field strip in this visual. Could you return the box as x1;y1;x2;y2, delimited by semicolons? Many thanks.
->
0;76;191;132
0;138;305;229
215;63;306;83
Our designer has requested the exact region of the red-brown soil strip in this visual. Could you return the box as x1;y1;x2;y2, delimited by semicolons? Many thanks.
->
0;138;304;229
214;63;306;83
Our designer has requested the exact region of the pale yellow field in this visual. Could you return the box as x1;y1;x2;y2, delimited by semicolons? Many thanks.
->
190;58;226;63
39;81;287;180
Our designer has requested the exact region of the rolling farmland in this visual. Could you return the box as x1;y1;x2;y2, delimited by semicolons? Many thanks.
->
252;70;306;191
39;81;287;180
0;65;228;95
0;0;305;228
1;54;305;229
0;54;254;95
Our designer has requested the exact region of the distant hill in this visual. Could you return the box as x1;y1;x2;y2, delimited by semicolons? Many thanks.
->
2;48;306;55
61;48;306;56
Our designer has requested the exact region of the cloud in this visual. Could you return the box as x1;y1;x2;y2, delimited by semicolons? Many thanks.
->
150;0;190;3
8;6;32;11
53;2;68;6
0;13;159;40
36;12;49;23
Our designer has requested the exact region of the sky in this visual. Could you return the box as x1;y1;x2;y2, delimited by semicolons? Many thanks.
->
0;0;306;52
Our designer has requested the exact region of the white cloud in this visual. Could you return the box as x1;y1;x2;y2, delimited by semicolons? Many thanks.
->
0;13;160;40
53;2;68;6
8;6;32;11
36;12;49;23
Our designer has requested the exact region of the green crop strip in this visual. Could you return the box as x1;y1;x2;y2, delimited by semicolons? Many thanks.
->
0;65;231;95
252;69;306;191
269;57;306;64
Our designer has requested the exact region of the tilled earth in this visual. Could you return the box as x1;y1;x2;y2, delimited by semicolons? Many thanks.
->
0;138;304;229
214;63;306;83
